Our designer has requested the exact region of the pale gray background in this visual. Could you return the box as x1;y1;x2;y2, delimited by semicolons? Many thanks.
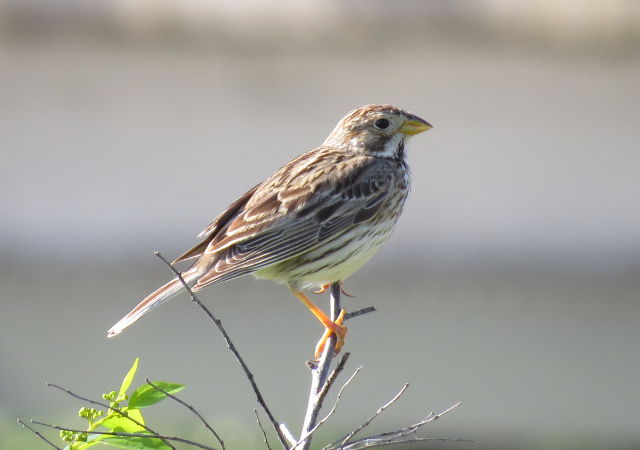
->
1;1;639;448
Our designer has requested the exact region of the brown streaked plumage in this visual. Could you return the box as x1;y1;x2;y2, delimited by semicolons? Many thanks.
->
107;104;432;357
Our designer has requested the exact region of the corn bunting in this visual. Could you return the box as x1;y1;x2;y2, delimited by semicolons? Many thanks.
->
108;105;432;357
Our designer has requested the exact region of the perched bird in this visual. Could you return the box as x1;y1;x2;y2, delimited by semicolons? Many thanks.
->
108;105;431;357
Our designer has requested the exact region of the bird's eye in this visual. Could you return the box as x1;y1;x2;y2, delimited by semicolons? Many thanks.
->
374;118;390;130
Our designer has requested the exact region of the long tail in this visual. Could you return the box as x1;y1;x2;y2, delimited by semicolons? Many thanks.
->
107;267;201;337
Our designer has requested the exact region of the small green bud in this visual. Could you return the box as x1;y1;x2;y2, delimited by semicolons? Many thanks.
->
102;390;117;401
78;407;103;422
60;429;87;443
59;430;74;442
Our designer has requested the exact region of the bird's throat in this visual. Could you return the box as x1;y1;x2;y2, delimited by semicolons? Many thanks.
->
379;133;406;161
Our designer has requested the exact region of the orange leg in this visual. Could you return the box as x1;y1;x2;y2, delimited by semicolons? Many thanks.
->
290;288;348;359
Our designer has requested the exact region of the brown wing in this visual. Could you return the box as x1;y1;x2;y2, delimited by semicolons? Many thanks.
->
172;183;260;263
192;150;397;289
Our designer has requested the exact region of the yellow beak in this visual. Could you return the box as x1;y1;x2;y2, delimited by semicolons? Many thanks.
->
399;118;432;136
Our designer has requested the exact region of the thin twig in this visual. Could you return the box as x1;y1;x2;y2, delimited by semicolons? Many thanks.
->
155;251;289;449
46;383;175;450
292;365;362;448
146;379;225;450
338;437;474;449
254;409;273;450
314;352;351;417
31;420;217;450
17;419;62;450
336;384;410;445
366;402;462;441
334;402;463;449
299;282;342;450
344;307;376;321
279;424;297;448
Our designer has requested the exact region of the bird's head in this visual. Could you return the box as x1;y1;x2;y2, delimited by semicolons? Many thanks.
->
323;104;432;159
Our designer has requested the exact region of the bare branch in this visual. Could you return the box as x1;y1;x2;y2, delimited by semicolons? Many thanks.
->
338;437;474;449
334;402;464;449
146;378;225;450
298;282;343;450
292;365;362;448
336;383;410;445
31;420;217;450
46;382;175;450
155;251;289;449
344;307;376;321
314;352;351;416
254;409;273;450
17;418;62;450
373;402;462;441
279;424;297;448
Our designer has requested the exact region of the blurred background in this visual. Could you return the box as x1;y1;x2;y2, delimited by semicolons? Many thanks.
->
2;0;640;448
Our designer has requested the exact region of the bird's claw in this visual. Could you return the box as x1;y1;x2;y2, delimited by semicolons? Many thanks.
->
313;283;355;298
314;308;348;359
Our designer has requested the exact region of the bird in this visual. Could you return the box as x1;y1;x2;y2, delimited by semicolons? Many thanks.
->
107;104;432;358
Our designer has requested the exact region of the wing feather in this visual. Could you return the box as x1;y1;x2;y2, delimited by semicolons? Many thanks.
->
173;183;260;263
192;154;396;289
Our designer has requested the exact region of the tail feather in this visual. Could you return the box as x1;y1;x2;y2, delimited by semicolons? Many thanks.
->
107;269;200;337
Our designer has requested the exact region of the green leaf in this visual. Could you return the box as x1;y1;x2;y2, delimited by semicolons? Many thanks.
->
119;358;140;396
124;408;145;427
101;409;145;433
128;382;185;409
99;434;172;450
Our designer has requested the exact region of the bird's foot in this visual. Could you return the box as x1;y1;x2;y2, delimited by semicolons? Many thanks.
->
314;308;348;359
312;284;331;295
313;282;355;298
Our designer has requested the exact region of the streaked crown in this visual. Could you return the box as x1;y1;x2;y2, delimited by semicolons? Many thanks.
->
322;105;432;157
